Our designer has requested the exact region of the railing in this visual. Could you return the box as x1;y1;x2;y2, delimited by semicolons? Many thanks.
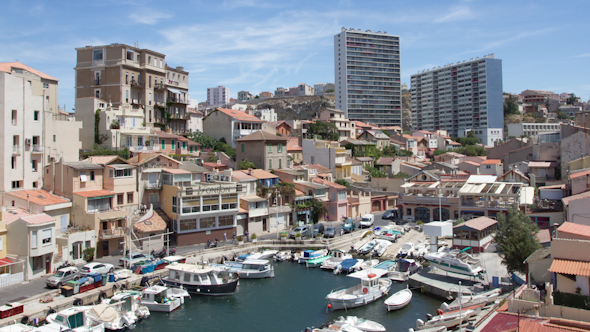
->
145;182;162;190
95;79;101;85
32;145;43;153
154;83;166;90
101;228;126;239
0;272;24;288
167;97;189;104
12;145;20;154
131;99;141;105
130;80;144;87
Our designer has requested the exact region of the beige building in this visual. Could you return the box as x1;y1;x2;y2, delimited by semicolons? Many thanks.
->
549;222;590;296
203;108;265;148
317;108;355;141
235;131;287;171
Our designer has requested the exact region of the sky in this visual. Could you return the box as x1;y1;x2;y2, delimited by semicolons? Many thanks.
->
1;0;589;111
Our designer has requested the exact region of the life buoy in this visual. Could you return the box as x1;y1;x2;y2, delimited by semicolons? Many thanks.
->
362;287;369;294
437;309;444;316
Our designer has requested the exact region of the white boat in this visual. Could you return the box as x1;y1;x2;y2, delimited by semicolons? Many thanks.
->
321;250;353;270
423;248;484;277
162;263;239;295
358;259;379;270
138;285;186;312
397;242;415;258
413;242;428;257
333;259;364;275
45;306;105;332
223;259;275;278
389;259;421;282
299;249;329;263
103;291;150;321
257;249;279;260
326;269;392;310
384;287;413;311
357;241;377;255
371;239;391;257
416;304;482;330
408;327;447;332
86;303;136;330
440;288;501;312
333;316;386;332
274;250;292;262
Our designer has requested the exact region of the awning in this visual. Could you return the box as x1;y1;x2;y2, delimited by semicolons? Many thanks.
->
549;259;590;277
167;87;185;94
0;258;15;267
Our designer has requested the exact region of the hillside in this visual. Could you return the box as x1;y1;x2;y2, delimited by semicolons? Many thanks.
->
252;95;335;120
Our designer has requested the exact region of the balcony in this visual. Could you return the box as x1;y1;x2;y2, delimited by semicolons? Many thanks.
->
100;227;126;239
95;79;101;85
31;145;43;153
167;96;189;104
154;83;166;90
131;99;141;105
12;145;20;154
145;181;162;190
130;80;144;88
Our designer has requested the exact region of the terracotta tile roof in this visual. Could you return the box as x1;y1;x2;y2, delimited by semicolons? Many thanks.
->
537;229;551;244
454;216;497;231
133;209;167;233
3;208;34;224
74;190;115;198
312;177;347;190
22;214;56;225
376;157;395;165
246;169;278;179
293;164;332;173
570;169;590;179
461;160;481;166
294;189;305;196
216;108;264;122
481;159;502;165
83;156;120;164
203;162;226;168
231;171;256;181
529;161;557;168
6;189;70;206
235;130;288;142
287;146;302;151
550;259;590;277
562;191;590;206
0;62;58;81
557;222;590;239
163;168;191;174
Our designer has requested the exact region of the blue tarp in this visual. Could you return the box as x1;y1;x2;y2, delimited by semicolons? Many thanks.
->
141;264;155;274
511;273;526;285
339;259;358;272
77;277;89;284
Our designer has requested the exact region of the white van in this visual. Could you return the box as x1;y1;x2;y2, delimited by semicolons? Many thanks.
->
359;214;375;228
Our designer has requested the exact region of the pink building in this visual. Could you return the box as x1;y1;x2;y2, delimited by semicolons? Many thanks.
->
312;178;348;221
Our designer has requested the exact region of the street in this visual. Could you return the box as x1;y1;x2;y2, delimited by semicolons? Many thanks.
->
0;210;391;305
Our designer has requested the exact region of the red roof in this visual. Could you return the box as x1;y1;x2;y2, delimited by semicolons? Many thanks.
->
312;177;347;190
454;216;497;231
557;222;590;240
74;190;115;198
481;159;502;165
570;169;590;179
216;108;264;122
163;168;191;174
0;258;16;267
550;259;590;277
5;189;69;206
0;62;58;81
562;191;590;206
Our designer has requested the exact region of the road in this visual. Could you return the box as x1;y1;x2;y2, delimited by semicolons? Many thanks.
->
0;210;392;305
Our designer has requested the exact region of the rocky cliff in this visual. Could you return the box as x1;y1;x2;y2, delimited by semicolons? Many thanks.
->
254;95;335;120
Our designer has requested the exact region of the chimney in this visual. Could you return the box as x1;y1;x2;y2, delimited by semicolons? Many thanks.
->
248;168;253;175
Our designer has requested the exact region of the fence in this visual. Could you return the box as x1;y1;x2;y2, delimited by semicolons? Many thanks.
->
0;272;24;288
554;290;590;310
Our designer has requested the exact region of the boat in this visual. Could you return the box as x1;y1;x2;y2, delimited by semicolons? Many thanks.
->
332;316;386;332
103;291;150;321
333;259;364;275
274;250;292;262
321;250;353;270
408;327;447;332
223;259;275;278
357;241;377;255
370;239;391;257
440;288;501;312
306;254;333;268
413;243;428;257
389;259;421;282
397;242;415;258
423;247;484;277
374;227;401;242
299;249;329;264
358;259;379;270
256;249;279;260
374;260;396;272
326;269;392;310
139;285;186;312
162;263;239;295
44;306;105;332
85;303;135;331
236;253;252;262
415;304;483;330
384;287;413;311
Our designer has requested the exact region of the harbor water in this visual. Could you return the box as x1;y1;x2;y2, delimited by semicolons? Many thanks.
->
135;261;442;332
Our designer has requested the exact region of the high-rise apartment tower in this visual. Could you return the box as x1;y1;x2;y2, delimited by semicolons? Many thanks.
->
334;28;402;126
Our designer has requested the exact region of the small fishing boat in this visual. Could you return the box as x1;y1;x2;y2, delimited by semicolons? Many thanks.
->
274;250;292;262
139;285;188;312
299;249;329;264
440;288;501;312
45;306;105;332
306;254;333;268
371;239;391;257
397;242;415;258
332;316;386;332
103;291;150;321
415;304;482;330
357;241;377;255
389;259;421;282
321;250;353;270
384;287;413;311
326;269;392;310
162;263;239;295
333;259;364;275
223;259;275;278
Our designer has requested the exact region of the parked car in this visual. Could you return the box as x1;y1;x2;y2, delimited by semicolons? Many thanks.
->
312;223;325;237
80;262;115;275
382;208;403;223
324;226;336;238
289;225;310;239
359;214;375;228
342;219;356;233
46;267;80;288
119;252;151;266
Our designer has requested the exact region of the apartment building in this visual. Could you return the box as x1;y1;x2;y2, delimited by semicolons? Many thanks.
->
302;139;351;179
314;83;326;95
237;91;253;101
159;65;190;134
507;123;561;137
334;28;402;126
0;62;82;192
317;108;355;140
259;91;273;99
203;108;265;148
235;131;288;171
411;54;504;146
207;85;229;107
298;83;314;96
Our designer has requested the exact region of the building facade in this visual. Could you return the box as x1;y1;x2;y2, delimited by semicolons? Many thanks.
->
334;28;402;126
411;54;504;146
207;85;229;107
203;108;265;148
235;131;288;171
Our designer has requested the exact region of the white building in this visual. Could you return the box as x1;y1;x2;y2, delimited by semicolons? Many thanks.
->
254;108;277;122
411;54;504;147
298;83;314;96
334;28;402;127
314;83;325;95
207;85;230;107
507;123;561;137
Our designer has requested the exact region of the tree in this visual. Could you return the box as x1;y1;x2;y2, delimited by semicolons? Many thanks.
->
503;96;519;116
80;144;129;160
453;131;480;146
433;150;447;156
238;158;257;170
335;179;351;189
189;132;217;150
308;198;328;223
566;93;577;105
325;89;335;93
494;206;541;274
392;172;411;179
308;121;339;141
214;141;236;160
365;164;387;178
556;109;572;120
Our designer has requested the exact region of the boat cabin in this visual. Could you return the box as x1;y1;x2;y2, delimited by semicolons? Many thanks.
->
332;250;346;259
452;216;497;253
142;285;169;303
361;275;379;290
240;260;271;271
167;264;229;285
53;309;87;330
163;255;186;265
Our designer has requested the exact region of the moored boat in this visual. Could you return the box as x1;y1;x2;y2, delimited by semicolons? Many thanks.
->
86;303;135;330
440;288;501;312
162;263;239;295
332;316;386;332
389;259;421;282
423;247;484;277
333;259;364;275
45;306;105;332
299;249;329;264
384;287;413;311
321;250;353;270
415;304;483;330
397;242;415;258
326;269;392;310
274;250;292;262
103;291;150;321
306;254;333;268
139;285;185;312
222;259;275;278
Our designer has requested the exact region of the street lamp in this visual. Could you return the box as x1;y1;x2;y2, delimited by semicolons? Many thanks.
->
438;184;443;222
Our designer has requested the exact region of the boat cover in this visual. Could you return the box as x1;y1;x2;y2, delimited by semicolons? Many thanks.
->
339;259;358;271
348;269;389;279
91;303;120;323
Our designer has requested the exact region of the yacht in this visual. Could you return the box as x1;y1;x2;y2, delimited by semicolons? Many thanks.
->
222;259;275;278
162;263;239;295
423;248;484;277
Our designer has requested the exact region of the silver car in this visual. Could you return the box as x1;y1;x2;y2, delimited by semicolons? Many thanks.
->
46;267;80;288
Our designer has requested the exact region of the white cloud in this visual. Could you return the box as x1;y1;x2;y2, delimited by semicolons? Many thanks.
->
571;53;590;58
129;10;172;25
433;6;474;23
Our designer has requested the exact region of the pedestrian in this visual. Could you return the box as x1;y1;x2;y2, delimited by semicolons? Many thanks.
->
245;230;250;242
340;228;344;237
223;232;227;243
232;233;237;244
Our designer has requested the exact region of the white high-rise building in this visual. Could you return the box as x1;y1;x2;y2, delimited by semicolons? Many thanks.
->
207;85;230;107
334;28;402;127
410;54;504;146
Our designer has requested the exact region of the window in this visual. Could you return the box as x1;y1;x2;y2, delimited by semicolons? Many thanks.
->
11;157;16;169
32;159;38;172
0;236;2;251
199;216;216;229
43;82;49;89
88;197;111;212
34;110;39;121
160;59;163;68
268;145;272;153
12;110;17;125
182;141;186;149
279;159;282;168
89;171;95;181
269;159;272;169
33;181;38;188
110;168;133;178
179;219;197;231
31;231;37;248
219;215;233;227
11;181;21;189
80;171;87;182
117;194;124;205
148;56;151;64
278;144;283;153
190;146;193;153
161;139;166;150
126;50;134;60
126;192;133;204
93;50;103;61
42;229;52;245
171;139;175;148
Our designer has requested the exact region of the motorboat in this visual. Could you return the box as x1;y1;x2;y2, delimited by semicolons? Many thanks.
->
85;303;135;330
397;242;415;258
440;288;501;312
413;243;428;257
374;260;396;272
274;250;292;262
321;250;353;270
45;306;105;332
236;253;252;262
333;259;364;275
373;227;401;242
256;249;279;260
162;263;239;295
138;285;186;312
384;287;413;311
423;247;484;277
326;269;392;310
332;316;386;332
415;304;483;330
299;249;329;264
223;259;275;278
408;327;447;332
370;239;391;257
389;259;422;282
358;259;379;271
306;254;333;268
103;291;150;321
357;241;377;255
0;323;81;332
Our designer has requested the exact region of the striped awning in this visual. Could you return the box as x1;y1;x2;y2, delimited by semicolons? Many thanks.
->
549;259;590;277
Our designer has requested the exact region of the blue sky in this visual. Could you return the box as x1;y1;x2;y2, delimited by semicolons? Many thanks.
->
1;0;589;111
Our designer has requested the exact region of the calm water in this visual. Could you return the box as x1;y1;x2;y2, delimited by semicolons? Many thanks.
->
135;261;442;332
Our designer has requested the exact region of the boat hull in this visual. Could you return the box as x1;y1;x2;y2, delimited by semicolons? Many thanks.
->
142;298;182;312
428;260;483;277
384;289;412;311
327;278;392;310
162;278;239;296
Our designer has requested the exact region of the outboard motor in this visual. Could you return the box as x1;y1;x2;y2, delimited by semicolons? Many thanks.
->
426;314;433;321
